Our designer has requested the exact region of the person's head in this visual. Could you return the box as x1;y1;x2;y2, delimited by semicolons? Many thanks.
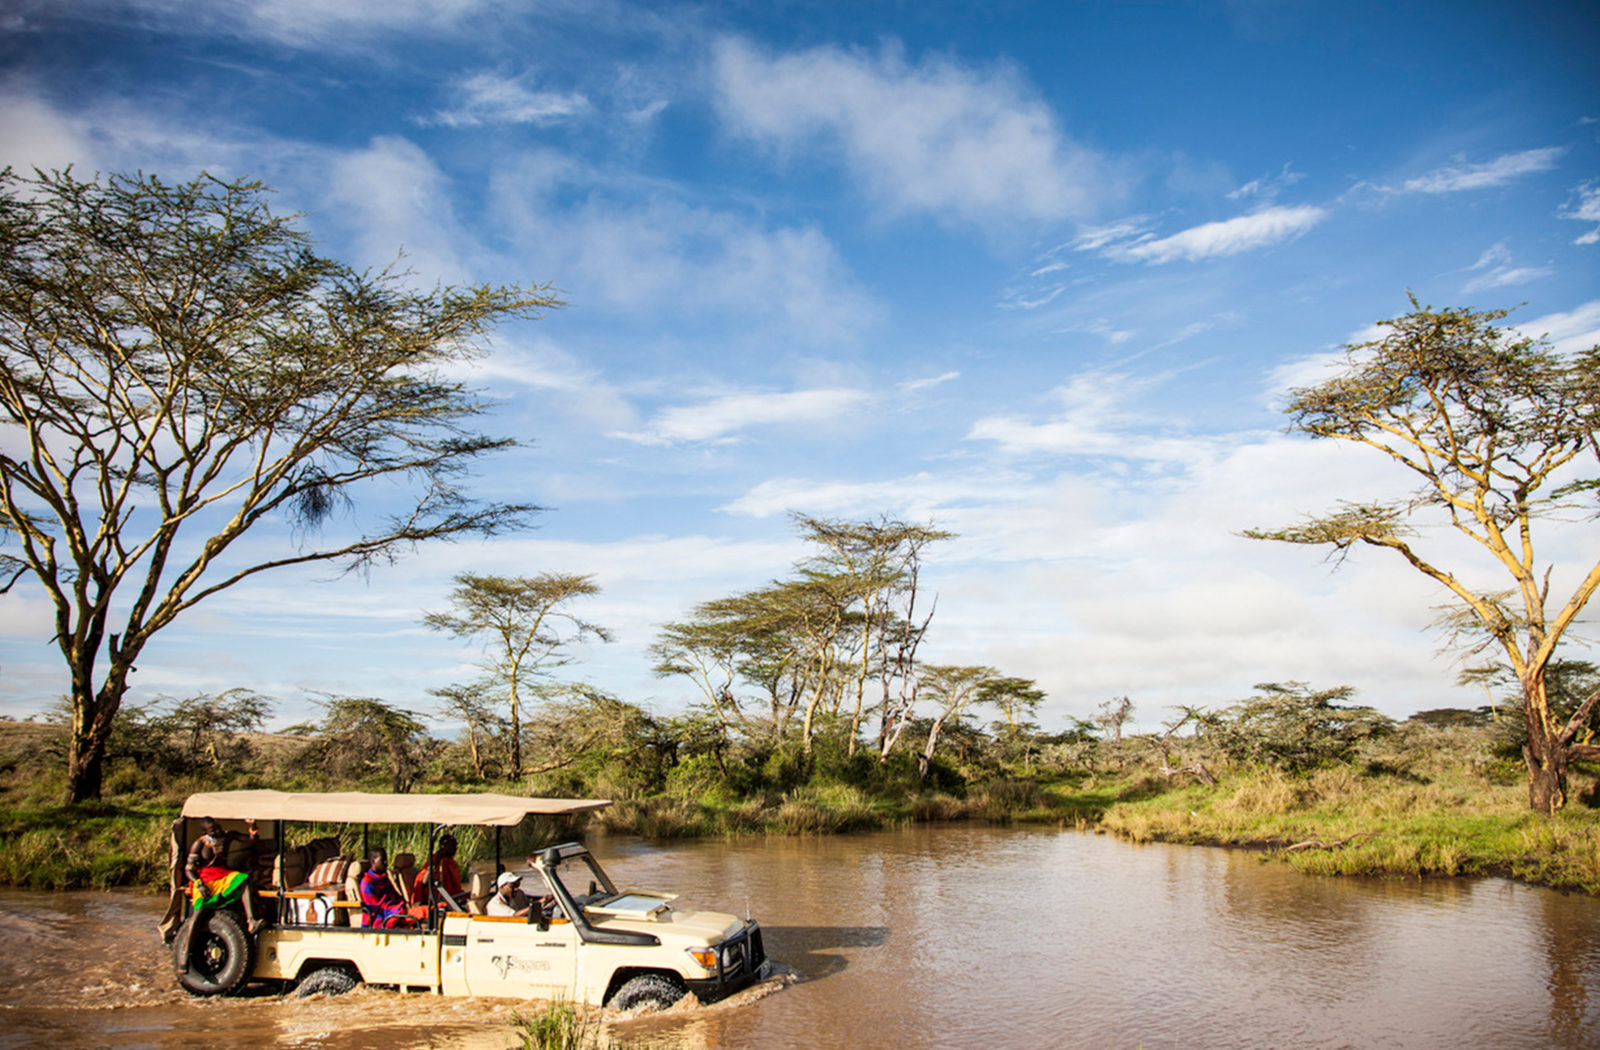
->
199;817;221;841
496;871;519;897
438;835;457;858
369;847;388;873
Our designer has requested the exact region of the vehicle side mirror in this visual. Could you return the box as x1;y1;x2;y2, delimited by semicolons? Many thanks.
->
589;880;597;896
542;847;560;869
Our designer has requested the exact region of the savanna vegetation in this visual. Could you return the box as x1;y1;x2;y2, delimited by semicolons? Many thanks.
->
2;167;1596;901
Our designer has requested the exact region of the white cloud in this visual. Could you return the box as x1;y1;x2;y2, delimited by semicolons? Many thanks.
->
1227;162;1304;201
471;336;638;431
1400;147;1565;194
966;371;1224;464
0;91;97;174
1561;183;1600;245
488;152;879;341
899;371;960;393
322;136;470;282
1519;300;1600;355
711;36;1122;228
1106;205;1328;265
612;387;871;446
427;70;589;128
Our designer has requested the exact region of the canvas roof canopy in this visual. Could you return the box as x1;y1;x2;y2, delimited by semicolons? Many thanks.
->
180;790;611;827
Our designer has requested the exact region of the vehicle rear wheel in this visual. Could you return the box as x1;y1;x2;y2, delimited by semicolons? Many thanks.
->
608;973;686;1011
174;908;255;997
294;966;359;998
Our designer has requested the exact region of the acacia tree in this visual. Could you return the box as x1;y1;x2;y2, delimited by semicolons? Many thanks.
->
423;572;610;777
0;170;556;802
916;664;1001;782
1247;300;1600;813
792;513;952;757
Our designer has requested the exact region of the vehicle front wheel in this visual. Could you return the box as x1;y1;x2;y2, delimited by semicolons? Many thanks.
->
294;966;359;998
174;908;256;997
608;973;687;1011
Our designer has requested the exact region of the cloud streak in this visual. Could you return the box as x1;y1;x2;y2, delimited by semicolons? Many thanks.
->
1102;205;1327;264
612;387;871;445
1400;147;1565;194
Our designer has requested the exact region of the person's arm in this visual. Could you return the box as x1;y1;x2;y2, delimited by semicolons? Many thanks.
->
184;839;204;881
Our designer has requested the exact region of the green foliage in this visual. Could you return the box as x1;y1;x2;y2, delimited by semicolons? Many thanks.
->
0;167;556;802
1205;682;1393;772
509;1001;607;1050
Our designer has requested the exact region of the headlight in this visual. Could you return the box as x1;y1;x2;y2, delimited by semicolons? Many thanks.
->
686;946;718;970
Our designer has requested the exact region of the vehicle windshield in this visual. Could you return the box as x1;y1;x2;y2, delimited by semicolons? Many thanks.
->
546;852;617;905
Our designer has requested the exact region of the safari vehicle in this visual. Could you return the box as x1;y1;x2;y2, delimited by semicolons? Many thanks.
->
163;790;765;1009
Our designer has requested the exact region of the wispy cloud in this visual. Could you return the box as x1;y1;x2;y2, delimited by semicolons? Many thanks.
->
1461;241;1551;293
711;36;1124;228
899;371;960;393
612;387;871;446
1103;205;1328;265
966;371;1215;463
1400;147;1565;194
426;70;589;127
1561;182;1600;245
1227;162;1304;201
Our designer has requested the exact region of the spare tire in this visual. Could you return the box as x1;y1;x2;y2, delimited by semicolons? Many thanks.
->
174;908;256;997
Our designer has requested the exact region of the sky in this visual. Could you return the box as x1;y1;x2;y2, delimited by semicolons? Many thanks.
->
1;0;1597;732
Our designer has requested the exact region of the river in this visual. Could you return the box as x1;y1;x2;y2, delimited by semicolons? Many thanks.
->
2;826;1598;1049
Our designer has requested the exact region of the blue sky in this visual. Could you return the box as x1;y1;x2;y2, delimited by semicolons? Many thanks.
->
2;0;1597;730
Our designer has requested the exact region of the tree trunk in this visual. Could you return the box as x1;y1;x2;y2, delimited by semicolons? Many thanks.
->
65;653;132;803
1524;737;1568;815
1522;668;1568;815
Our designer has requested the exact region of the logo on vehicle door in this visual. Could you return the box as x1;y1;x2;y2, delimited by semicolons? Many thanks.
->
491;954;551;979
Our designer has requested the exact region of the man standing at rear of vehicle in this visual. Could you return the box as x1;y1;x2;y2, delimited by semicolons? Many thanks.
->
185;816;263;933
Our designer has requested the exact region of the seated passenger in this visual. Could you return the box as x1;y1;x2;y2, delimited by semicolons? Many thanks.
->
414;834;464;906
358;848;412;929
185;816;263;933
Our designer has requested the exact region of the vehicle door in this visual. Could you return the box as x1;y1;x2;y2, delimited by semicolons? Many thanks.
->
461;913;578;999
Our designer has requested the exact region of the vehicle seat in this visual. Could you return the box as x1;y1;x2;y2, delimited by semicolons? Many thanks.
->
467;872;494;915
390;853;418;905
342;860;368;927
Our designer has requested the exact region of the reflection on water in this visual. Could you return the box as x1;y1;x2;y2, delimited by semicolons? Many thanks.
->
3;827;1599;1049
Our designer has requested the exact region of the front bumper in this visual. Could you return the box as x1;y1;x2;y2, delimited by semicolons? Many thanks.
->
684;921;765;1002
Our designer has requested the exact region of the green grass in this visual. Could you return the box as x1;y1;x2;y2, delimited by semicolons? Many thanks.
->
509;1001;606;1050
1095;764;1600;894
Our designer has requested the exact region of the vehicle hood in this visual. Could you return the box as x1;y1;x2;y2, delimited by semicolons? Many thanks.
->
591;907;745;944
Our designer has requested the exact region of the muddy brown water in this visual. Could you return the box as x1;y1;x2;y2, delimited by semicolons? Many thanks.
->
3;826;1599;1049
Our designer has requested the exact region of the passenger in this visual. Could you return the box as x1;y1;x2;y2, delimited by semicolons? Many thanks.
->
359;848;412;928
185;816;263;933
414;834;464;906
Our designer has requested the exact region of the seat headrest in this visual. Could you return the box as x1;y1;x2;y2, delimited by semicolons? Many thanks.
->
470;872;494;897
392;852;416;869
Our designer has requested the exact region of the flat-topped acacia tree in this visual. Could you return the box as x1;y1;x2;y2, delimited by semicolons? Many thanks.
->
1247;300;1600;813
0;169;558;802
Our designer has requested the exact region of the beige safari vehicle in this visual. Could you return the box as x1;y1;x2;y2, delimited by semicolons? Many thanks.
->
163;790;766;1009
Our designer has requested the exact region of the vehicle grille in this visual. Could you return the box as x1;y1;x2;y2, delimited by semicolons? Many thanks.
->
719;922;765;980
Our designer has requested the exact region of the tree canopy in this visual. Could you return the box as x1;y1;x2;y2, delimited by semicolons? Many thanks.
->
1247;299;1600;812
0;168;559;801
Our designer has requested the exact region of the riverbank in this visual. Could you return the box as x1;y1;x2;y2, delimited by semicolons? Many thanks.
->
4;719;1597;896
4;769;1597;896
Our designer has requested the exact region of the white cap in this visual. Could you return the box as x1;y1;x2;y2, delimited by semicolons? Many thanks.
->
496;871;520;888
